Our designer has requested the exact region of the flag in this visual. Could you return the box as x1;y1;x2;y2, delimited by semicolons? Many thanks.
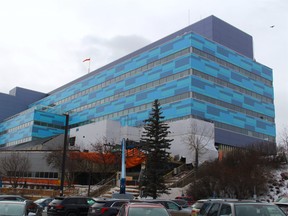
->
83;58;90;62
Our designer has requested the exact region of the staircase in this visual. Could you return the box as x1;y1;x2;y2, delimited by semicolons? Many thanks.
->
165;169;194;188
101;185;140;198
163;164;194;188
90;164;193;198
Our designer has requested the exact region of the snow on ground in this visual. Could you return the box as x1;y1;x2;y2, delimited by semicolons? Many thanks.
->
161;165;288;202
260;165;288;202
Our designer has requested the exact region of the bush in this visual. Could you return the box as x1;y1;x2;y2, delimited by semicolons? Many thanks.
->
186;148;276;199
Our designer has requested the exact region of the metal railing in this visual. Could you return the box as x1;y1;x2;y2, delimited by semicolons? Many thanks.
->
169;169;195;188
89;173;117;197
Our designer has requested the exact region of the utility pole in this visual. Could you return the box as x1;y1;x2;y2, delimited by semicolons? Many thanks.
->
60;113;69;196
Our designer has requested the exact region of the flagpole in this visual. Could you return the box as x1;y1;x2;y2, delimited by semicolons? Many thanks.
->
88;58;91;74
83;58;91;74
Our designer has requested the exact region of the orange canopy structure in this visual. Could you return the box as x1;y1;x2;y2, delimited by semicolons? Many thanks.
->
69;148;146;168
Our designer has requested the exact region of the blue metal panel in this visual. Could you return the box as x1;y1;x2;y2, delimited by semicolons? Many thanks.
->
190;15;254;59
32;125;63;138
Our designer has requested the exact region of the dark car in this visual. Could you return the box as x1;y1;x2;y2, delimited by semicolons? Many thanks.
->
117;202;171;216
0;200;42;216
88;198;131;216
47;196;96;216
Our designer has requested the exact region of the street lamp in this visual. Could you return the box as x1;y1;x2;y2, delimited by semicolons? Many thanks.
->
120;138;126;194
60;113;69;196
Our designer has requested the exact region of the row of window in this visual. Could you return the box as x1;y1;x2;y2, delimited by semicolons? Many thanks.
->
6;136;32;147
193;92;274;123
7;121;33;134
192;70;273;104
7;171;58;179
0;121;32;137
0;120;63;138
35;172;59;179
34;121;64;130
192;47;272;86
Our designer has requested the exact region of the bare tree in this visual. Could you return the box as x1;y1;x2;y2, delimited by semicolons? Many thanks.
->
90;137;121;178
0;152;31;188
182;119;214;169
279;126;288;151
186;148;271;199
45;144;83;188
247;141;277;156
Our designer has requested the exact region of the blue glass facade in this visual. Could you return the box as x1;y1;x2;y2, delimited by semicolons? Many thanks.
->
0;108;66;146
0;16;275;148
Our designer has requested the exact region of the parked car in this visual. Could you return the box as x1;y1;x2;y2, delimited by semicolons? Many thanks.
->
172;199;189;208
34;197;54;212
0;200;42;216
198;199;286;216
175;196;194;206
191;199;207;216
143;199;191;216
0;194;43;216
0;194;27;201
274;196;288;215
198;199;243;216
88;198;131;216
47;196;96;216
117;202;171;216
26;200;44;216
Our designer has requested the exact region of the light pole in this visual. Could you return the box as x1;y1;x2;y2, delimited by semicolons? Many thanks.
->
60;113;69;196
120;138;126;194
87;168;92;196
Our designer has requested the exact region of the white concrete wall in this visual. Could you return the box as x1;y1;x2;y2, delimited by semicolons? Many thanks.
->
70;120;122;150
120;126;142;142
69;118;218;165
168;118;218;164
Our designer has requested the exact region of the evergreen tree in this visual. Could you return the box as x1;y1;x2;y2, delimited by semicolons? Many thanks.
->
140;99;173;199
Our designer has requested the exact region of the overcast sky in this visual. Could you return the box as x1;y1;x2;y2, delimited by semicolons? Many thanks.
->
0;0;287;140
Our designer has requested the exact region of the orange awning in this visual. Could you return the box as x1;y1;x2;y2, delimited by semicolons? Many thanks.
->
69;149;146;168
